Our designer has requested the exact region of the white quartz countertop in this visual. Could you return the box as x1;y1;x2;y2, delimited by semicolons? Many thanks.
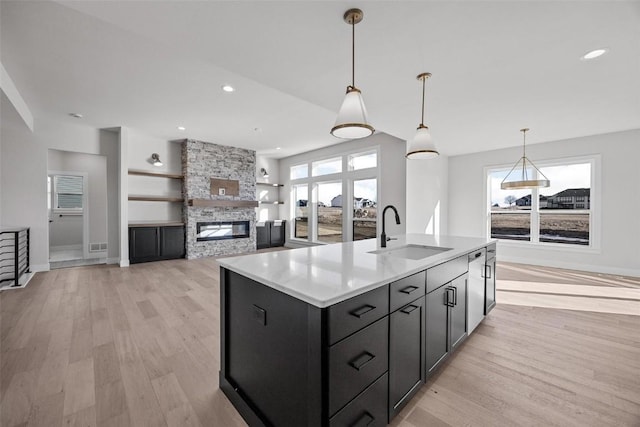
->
217;234;496;308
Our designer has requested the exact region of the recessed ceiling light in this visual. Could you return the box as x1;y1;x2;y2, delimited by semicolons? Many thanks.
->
69;113;83;118
222;85;235;93
177;126;186;131
581;48;608;60
276;147;281;150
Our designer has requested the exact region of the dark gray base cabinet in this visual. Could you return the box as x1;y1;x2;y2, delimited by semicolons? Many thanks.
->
221;268;389;427
256;220;286;249
129;225;185;264
426;273;468;376
220;251;483;426
424;255;469;378
389;296;425;419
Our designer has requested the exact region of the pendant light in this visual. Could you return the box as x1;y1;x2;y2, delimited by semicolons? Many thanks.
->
330;9;374;139
501;128;550;189
406;73;439;159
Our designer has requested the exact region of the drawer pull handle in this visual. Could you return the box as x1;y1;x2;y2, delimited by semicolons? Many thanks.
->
351;411;374;427
400;285;419;295
401;304;419;314
349;351;376;371
350;304;375;318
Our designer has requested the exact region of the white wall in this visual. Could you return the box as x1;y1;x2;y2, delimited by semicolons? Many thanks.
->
278;132;406;246
48;149;108;256
100;129;120;261
448;129;640;276
406;154;448;236
255;156;281;221
0;96;121;270
127;130;182;223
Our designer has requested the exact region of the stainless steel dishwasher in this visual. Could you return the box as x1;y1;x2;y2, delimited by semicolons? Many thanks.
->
467;248;486;333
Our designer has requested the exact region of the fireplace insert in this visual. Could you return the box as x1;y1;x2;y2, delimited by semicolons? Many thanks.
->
196;221;250;241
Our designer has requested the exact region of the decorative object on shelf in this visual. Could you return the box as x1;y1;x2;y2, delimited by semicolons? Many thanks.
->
501;128;550;189
406;73;439;159
150;153;163;167
260;168;269;178
210;178;240;196
330;8;374;140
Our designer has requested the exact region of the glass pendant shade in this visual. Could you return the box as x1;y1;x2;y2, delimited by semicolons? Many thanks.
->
331;87;374;139
406;72;439;159
406;125;439;159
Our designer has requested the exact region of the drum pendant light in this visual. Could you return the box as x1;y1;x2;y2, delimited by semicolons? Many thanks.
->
330;9;375;139
501;128;550;189
406;73;439;159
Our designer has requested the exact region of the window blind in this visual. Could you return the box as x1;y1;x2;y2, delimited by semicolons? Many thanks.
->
54;175;83;209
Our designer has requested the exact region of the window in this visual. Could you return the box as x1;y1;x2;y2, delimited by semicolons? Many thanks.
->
289;148;379;244
488;159;594;247
312;157;342;177
353;178;377;241
290;164;308;180
349;151;377;171
538;163;591;245
53;175;83;211
316;181;342;243
293;184;308;239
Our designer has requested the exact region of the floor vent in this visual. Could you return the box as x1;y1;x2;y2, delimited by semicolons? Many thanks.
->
89;243;107;252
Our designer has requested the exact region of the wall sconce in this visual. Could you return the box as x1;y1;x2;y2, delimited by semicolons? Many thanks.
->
260;168;269;178
151;153;163;167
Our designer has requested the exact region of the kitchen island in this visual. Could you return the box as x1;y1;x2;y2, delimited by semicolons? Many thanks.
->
218;234;496;427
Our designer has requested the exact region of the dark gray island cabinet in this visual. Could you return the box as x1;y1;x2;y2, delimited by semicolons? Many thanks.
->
219;236;496;427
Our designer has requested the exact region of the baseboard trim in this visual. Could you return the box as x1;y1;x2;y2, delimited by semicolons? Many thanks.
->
119;259;130;268
107;257;120;265
31;263;50;272
498;255;640;278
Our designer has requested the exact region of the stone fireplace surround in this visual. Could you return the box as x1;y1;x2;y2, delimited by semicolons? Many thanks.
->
182;139;256;259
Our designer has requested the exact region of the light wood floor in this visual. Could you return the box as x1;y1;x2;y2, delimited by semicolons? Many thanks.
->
1;258;639;427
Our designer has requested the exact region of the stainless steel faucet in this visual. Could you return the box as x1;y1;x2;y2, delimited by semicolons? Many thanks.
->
381;205;401;247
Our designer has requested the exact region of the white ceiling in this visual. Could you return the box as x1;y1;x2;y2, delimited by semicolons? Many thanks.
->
1;1;639;158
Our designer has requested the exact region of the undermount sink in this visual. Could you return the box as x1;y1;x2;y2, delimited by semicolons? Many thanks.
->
368;244;453;260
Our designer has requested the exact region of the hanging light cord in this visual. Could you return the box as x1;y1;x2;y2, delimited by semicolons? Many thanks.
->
420;76;426;126
522;129;528;180
351;16;355;89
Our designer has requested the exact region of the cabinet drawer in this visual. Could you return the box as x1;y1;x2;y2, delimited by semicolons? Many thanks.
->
328;285;389;345
330;372;388;427
329;317;389;416
390;271;426;313
426;255;468;294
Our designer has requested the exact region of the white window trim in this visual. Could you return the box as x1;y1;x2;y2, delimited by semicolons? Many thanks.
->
289;146;380;245
484;154;601;253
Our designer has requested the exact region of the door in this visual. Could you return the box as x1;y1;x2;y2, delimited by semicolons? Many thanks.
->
256;222;270;249
129;227;159;263
450;274;468;351
485;257;496;314
160;226;185;259
389;296;425;419
48;173;86;264
425;285;448;375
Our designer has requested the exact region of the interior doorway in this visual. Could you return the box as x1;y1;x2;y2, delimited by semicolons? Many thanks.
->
47;149;108;269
